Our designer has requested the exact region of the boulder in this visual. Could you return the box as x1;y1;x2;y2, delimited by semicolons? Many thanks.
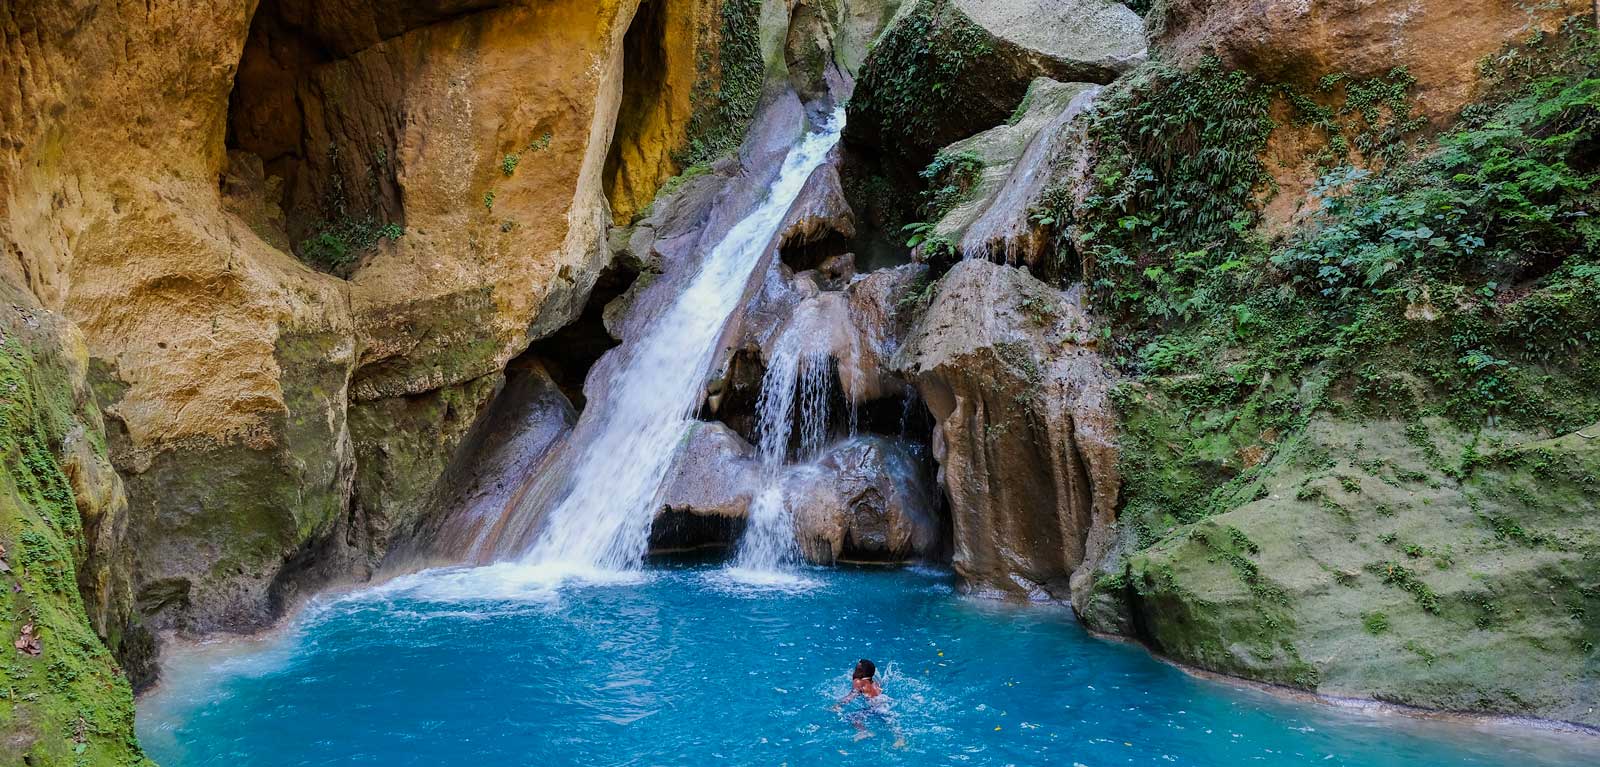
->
846;0;1145;164
651;422;762;551
892;259;1118;598
789;436;942;564
1080;406;1600;727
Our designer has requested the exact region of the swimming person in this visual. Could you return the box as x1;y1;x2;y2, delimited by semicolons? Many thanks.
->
833;659;905;747
841;659;882;703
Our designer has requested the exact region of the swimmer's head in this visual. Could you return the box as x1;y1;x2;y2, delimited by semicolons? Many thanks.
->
853;659;876;680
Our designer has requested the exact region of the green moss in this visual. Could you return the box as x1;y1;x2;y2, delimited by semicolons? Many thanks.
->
1082;21;1600;719
1362;611;1391;635
845;0;996;163
1;320;149;765
680;0;764;166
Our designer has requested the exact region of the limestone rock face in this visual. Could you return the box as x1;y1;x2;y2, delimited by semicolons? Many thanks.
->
926;78;1101;275
1151;0;1590;127
846;0;1144;164
0;0;659;635
1147;0;1592;225
789;436;941;564
893;260;1118;598
1079;407;1600;727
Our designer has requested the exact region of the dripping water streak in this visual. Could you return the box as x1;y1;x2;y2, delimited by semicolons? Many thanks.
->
960;86;1102;265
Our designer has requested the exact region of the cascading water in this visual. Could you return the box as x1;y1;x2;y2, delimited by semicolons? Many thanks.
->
501;110;846;575
729;300;841;575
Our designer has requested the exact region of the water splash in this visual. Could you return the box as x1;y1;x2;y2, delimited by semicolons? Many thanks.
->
499;110;846;576
727;296;837;574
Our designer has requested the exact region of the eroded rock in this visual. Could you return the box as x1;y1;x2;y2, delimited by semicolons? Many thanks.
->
652;422;761;551
789;435;942;564
926;78;1100;275
892;260;1118;598
846;0;1144;164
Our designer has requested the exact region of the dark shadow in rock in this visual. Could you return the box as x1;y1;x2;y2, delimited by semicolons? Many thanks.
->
383;355;577;568
525;263;633;411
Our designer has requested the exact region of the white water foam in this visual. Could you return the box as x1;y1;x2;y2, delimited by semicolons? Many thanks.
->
510;109;847;578
730;299;837;574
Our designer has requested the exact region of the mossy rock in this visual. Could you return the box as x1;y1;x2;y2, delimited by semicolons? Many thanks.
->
845;0;1143;167
1090;409;1600;725
0;293;150;765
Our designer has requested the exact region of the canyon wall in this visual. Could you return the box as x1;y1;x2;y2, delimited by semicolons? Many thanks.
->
839;0;1600;728
3;0;1599;762
0;0;777;760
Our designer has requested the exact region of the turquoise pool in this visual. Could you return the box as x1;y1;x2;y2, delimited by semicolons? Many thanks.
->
137;565;1597;766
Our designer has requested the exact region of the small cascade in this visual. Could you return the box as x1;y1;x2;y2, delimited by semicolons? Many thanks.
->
484;110;845;575
730;299;841;573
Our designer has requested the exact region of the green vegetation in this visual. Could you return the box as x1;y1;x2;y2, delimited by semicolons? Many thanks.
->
919;150;985;222
1;316;148;765
1089;20;1600;698
1074;58;1279;333
297;142;405;273
298;218;404;271
846;0;996;163
680;0;763;166
1107;22;1599;542
1362;611;1391;635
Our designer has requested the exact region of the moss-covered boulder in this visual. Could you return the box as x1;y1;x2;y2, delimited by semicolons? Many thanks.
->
917;78;1100;274
1084;404;1600;725
845;0;1144;166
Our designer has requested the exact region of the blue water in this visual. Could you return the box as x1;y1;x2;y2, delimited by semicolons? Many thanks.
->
138;565;1597;766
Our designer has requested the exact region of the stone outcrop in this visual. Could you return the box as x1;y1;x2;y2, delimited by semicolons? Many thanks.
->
1150;0;1591;127
658;422;762;522
924;78;1100;275
892;260;1118;598
845;0;1144;164
789;435;941;564
1078;398;1600;727
383;358;578;567
1146;0;1594;224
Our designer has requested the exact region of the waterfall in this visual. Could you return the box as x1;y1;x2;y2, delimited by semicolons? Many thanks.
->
499;110;846;576
729;300;839;574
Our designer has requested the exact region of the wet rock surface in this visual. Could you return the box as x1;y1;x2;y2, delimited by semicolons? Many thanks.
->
789;436;942;564
657;422;763;525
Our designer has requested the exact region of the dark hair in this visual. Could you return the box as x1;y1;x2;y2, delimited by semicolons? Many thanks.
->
853;659;876;680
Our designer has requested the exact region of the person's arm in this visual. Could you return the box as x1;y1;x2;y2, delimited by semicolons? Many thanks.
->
832;690;859;711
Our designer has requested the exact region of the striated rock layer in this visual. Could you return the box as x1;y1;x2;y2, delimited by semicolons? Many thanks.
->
893;260;1119;598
